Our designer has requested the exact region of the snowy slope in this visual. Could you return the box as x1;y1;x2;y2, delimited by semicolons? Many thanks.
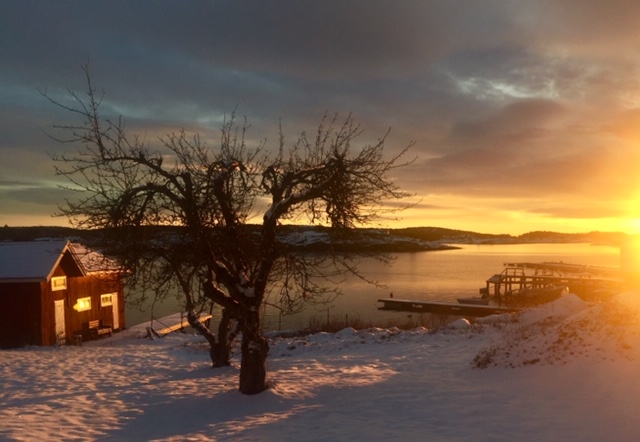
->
2;292;640;441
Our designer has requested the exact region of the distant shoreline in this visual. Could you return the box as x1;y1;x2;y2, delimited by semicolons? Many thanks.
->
0;225;626;253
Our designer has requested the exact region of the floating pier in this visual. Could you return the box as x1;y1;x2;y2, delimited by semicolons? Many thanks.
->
377;298;518;317
148;313;212;337
485;262;624;302
378;261;625;317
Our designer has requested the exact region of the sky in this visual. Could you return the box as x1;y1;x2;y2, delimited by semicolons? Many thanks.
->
2;1;640;235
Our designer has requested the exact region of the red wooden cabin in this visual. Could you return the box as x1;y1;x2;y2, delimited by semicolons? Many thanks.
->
0;240;125;347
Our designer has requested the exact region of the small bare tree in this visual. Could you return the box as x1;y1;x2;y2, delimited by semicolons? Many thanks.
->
46;66;413;394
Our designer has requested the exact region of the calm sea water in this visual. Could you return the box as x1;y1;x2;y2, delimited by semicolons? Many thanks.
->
125;243;622;331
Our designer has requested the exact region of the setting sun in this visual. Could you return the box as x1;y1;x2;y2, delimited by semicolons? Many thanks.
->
4;2;640;238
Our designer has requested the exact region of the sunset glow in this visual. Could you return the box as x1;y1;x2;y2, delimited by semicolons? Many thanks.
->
3;2;640;235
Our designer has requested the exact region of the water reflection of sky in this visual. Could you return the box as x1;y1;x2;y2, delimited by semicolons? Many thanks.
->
126;243;621;331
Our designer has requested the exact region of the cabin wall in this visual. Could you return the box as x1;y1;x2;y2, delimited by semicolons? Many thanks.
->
41;267;69;346
0;282;43;348
1;272;125;348
66;273;125;339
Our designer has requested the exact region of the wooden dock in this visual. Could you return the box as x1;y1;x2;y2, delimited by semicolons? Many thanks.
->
150;313;212;337
503;261;622;278
378;261;623;319
377;298;518;317
485;263;624;301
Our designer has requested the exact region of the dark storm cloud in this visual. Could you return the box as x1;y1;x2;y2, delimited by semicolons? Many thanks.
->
0;0;541;148
1;1;518;118
4;2;435;82
450;100;566;145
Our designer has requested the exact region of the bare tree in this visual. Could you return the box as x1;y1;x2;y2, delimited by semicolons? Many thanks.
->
46;66;413;394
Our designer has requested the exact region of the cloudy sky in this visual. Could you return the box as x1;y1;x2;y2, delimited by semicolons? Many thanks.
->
2;1;640;235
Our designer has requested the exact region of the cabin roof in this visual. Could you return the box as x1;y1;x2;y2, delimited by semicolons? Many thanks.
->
0;240;118;283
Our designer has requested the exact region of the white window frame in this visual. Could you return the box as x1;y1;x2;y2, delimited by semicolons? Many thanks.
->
75;297;91;312
51;276;67;291
101;293;114;307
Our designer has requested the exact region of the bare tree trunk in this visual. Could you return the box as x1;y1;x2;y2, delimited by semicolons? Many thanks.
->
238;311;269;394
187;309;235;368
211;307;239;367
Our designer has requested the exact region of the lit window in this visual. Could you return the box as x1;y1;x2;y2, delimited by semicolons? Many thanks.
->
73;297;91;312
101;293;114;307
51;276;67;291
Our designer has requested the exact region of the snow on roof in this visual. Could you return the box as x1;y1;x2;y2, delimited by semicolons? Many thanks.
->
69;242;121;274
0;240;118;282
0;240;72;282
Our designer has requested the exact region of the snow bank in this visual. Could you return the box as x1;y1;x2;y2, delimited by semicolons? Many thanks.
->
448;317;472;330
473;291;640;369
517;292;589;325
3;292;640;440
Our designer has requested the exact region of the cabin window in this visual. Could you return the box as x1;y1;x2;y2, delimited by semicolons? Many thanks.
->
74;297;91;312
101;293;114;307
51;276;67;291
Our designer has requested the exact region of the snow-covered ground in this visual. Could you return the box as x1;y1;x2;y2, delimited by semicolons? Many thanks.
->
3;292;640;441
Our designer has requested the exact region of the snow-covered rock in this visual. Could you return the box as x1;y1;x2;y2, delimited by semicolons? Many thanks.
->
448;318;472;330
